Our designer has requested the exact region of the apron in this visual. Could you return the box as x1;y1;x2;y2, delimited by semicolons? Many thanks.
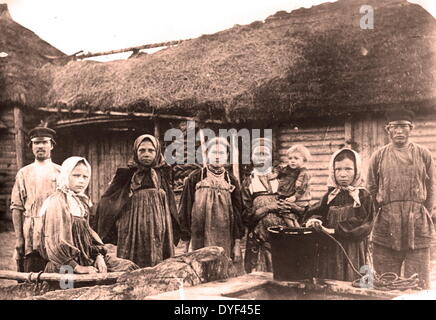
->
190;168;235;258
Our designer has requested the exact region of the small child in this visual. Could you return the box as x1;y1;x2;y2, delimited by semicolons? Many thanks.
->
274;144;312;227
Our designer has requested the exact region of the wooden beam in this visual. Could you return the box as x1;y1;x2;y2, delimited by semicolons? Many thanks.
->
38;107;223;125
231;133;240;182
153;118;161;139
13;107;24;169
344;119;353;146
74;39;189;60
54;116;146;129
198;128;207;166
0;270;124;283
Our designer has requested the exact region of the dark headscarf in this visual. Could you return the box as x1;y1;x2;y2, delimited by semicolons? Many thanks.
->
129;134;166;169
128;134;167;192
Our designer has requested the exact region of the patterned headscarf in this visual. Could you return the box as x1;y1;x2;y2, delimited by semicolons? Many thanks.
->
327;148;365;207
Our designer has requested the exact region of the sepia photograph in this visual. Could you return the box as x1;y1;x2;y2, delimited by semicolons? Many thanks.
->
0;0;435;307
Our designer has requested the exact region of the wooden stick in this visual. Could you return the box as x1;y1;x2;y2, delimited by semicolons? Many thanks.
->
198;128;207;166
74;39;189;60
231;133;240;182
38;108;223;125
154;118;161;140
0;270;124;283
13;106;24;170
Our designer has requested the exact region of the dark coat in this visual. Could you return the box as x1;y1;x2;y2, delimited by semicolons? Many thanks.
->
94;167;180;246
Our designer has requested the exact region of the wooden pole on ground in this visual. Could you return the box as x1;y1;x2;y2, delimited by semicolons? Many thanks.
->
0;270;124;283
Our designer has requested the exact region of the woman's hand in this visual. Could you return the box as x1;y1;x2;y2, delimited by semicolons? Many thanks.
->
278;201;304;214
95;254;108;273
74;265;98;274
305;218;323;228
232;240;242;263
285;196;297;203
321;226;335;235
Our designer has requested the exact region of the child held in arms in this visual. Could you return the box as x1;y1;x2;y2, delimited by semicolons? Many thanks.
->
274;145;312;228
301;148;376;281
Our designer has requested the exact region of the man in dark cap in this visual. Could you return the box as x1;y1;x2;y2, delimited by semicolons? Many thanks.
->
10;126;61;272
367;107;435;289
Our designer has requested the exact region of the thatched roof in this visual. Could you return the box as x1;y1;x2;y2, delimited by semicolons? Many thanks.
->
38;0;436;122
0;4;65;108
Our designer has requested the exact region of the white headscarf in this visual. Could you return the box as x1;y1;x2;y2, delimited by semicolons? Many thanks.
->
327;148;365;207
56;157;91;193
39;156;92;217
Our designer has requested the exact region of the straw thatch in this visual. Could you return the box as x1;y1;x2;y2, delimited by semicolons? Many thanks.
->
36;0;436;122
0;4;65;108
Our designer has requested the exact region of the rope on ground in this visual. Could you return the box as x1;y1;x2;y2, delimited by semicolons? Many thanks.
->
314;225;420;291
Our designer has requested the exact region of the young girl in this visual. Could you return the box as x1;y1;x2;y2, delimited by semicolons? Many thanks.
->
275;144;312;227
95;135;180;268
178;137;244;263
39;157;138;274
304;148;375;281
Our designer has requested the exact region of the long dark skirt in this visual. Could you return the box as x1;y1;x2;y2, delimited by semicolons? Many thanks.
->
116;188;175;268
316;238;367;282
316;204;368;282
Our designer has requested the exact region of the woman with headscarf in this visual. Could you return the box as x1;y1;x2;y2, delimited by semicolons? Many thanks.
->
178;137;244;263
242;138;293;273
94;134;180;268
39;157;138;274
302;148;376;281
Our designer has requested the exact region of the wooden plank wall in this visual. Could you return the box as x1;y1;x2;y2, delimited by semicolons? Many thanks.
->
0;107;16;218
276;122;346;202
351;114;388;182
54;129;142;206
410;115;436;205
410;116;436;155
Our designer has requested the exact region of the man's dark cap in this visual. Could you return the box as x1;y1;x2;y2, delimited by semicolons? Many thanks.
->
28;127;56;144
385;107;415;123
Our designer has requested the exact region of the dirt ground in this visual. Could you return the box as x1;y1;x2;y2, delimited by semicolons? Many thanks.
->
0;231;17;287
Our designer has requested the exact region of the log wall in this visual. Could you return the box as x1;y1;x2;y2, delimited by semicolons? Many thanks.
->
0;107;16;218
276;120;346;202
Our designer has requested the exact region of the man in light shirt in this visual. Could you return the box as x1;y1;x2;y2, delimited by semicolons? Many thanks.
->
10;126;61;272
